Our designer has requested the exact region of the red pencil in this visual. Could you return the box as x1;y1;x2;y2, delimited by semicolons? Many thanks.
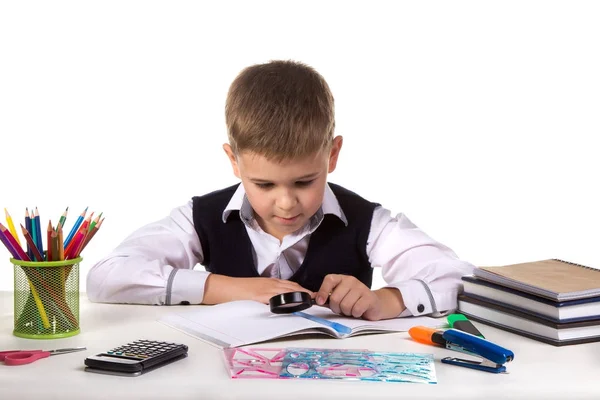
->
79;217;104;254
0;223;30;261
20;224;45;262
46;221;54;261
65;229;86;259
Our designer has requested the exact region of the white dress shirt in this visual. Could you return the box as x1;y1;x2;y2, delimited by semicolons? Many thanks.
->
86;184;474;317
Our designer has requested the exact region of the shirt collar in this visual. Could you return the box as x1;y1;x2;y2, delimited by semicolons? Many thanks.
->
221;183;348;226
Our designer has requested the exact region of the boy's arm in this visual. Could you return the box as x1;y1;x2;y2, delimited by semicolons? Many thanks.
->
367;207;475;318
86;201;207;305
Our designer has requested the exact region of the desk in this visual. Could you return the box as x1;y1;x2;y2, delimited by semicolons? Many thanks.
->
1;291;599;400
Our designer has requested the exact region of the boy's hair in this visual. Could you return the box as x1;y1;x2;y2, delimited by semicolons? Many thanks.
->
225;60;335;161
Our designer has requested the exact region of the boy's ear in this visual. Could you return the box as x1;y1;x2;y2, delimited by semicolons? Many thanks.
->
223;144;241;179
327;136;343;173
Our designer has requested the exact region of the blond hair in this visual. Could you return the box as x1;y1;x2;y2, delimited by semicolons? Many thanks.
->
225;60;335;161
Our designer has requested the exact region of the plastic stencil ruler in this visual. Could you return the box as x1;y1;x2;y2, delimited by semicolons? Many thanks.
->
279;348;437;383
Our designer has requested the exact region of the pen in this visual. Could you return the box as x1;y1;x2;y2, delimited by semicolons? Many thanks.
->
408;326;446;346
447;314;484;338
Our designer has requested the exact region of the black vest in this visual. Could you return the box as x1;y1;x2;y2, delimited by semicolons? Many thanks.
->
192;183;379;292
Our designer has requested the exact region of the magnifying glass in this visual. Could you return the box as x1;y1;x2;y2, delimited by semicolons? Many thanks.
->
269;291;320;314
269;291;351;334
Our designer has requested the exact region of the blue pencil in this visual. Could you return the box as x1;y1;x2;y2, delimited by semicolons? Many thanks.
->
25;208;32;260
34;207;44;256
64;206;87;248
30;211;38;256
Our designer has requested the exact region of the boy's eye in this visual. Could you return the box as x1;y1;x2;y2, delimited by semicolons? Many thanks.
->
255;183;274;189
295;180;314;187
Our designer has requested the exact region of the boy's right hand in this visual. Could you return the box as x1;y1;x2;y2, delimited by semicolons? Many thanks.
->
202;274;313;305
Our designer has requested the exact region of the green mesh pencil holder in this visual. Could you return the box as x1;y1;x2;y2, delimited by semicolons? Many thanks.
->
11;257;82;339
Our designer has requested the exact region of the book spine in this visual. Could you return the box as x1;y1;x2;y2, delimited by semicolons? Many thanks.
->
554;259;599;271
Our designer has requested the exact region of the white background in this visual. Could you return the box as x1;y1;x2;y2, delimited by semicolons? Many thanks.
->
1;1;599;292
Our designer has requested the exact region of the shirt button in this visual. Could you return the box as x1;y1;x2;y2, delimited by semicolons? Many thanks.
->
417;304;425;313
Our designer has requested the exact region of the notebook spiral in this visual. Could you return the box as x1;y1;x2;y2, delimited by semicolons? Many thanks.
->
553;259;598;271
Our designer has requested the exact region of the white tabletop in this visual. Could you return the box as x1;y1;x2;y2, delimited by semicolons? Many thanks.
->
1;291;599;400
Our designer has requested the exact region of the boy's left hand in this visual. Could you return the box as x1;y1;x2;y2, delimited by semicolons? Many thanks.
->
315;274;406;321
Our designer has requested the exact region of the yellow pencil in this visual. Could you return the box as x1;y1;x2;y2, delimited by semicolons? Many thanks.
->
28;279;51;329
4;208;22;246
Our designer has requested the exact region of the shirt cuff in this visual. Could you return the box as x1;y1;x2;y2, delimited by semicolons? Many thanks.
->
389;279;458;318
166;268;210;305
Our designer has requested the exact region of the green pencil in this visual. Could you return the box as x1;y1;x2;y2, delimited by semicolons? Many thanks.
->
88;212;102;232
58;207;68;229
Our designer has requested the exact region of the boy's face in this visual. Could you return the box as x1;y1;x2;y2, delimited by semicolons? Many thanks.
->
224;136;343;242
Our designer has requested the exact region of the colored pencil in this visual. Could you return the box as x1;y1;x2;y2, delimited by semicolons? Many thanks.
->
6;227;50;328
57;225;65;261
25;208;32;259
26;278;51;328
20;224;45;262
51;230;59;263
71;232;87;259
0;225;49;327
78;212;93;238
34;207;44;255
4;208;21;246
88;212;102;232
57;207;68;230
30;211;38;257
65;229;86;259
64;206;87;248
30;210;38;258
0;223;30;261
22;267;78;326
0;227;21;259
79;217;103;254
65;212;92;256
46;221;54;261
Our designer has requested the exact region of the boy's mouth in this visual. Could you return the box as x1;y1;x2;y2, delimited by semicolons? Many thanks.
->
275;215;300;225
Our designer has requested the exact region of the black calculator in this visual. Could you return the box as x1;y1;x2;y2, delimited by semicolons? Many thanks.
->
84;340;188;377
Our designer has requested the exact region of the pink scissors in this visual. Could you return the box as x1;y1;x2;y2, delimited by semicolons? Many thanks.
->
0;347;86;366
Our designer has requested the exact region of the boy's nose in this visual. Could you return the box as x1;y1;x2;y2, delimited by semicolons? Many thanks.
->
276;191;298;211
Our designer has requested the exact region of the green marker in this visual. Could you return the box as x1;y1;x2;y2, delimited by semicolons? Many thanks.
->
447;313;485;338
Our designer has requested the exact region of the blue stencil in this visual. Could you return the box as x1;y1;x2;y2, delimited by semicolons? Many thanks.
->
279;348;437;383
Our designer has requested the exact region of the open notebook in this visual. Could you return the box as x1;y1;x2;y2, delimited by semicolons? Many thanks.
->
158;300;446;348
474;259;600;302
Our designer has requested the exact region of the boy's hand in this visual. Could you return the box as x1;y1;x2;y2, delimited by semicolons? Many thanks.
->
203;274;313;305
315;274;405;321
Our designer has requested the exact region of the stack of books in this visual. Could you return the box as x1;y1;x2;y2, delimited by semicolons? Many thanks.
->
458;259;600;346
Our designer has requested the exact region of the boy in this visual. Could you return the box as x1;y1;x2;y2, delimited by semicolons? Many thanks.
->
87;60;474;321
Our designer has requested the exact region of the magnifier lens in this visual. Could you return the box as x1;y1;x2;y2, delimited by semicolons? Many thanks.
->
269;291;313;314
278;302;303;308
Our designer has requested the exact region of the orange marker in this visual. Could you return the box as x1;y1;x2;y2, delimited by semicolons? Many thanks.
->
408;326;447;346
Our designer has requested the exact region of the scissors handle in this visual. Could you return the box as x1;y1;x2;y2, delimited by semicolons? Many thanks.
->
0;350;42;362
4;351;51;366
